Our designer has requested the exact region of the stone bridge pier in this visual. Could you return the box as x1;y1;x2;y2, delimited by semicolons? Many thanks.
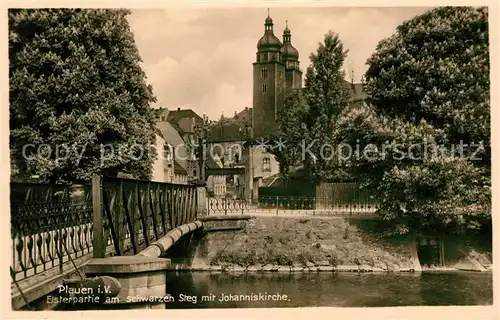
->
83;215;250;309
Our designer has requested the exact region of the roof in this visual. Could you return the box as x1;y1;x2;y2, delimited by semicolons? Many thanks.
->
232;107;252;125
261;173;280;187
169;122;184;134
205;156;221;169
174;160;188;174
342;80;367;102
154;127;164;140
156;121;189;172
207;122;252;142
153;107;169;119
167;109;203;124
298;81;367;104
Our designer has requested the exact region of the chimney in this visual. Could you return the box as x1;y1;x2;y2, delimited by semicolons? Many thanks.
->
245;107;248;111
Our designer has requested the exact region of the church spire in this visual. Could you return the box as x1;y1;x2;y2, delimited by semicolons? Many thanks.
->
283;20;291;43
264;8;273;31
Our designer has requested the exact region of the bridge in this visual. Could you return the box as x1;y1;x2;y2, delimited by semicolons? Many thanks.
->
10;175;380;310
10;175;245;310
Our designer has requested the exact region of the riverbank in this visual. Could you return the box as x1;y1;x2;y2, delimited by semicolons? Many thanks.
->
185;216;492;273
190;216;417;272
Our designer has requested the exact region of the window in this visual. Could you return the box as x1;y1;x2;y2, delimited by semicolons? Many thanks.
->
271;53;276;61
262;84;267;94
262;158;271;171
279;70;283;79
261;68;268;78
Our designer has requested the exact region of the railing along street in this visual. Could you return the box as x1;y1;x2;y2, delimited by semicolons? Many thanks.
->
207;195;379;217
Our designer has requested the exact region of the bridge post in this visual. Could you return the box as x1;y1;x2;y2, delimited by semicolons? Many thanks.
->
244;145;253;202
196;181;207;216
92;175;105;258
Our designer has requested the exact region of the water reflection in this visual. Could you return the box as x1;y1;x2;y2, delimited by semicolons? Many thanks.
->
165;271;492;308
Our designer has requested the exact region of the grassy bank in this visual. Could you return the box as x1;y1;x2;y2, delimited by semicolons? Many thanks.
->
204;216;415;270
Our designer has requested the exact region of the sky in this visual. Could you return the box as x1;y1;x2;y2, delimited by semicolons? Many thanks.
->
127;7;430;121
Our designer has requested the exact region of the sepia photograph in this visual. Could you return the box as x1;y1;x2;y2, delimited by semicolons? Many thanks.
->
7;5;493;312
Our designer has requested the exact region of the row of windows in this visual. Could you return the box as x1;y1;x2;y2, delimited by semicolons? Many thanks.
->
263;83;288;94
260;68;283;79
261;81;288;94
257;52;280;63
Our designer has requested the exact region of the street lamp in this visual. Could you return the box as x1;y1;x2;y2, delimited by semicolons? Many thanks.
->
194;118;210;183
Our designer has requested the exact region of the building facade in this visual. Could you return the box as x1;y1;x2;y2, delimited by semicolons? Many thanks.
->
206;154;227;197
151;130;190;184
155;107;206;182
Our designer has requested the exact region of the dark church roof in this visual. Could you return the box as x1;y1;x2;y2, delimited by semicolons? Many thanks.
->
281;42;299;61
281;21;299;61
257;34;282;51
257;12;283;52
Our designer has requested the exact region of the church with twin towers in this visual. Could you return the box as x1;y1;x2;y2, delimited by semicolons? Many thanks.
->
252;10;303;139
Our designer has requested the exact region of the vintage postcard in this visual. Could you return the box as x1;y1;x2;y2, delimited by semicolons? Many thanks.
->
5;2;496;318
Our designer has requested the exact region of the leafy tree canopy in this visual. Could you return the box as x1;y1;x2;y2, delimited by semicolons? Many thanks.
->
335;6;490;235
272;31;353;184
9;9;157;184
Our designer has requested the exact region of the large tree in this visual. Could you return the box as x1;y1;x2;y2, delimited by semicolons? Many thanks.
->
270;89;308;183
9;9;157;184
335;6;490;235
272;31;353;183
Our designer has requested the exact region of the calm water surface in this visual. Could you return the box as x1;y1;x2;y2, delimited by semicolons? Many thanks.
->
164;271;492;308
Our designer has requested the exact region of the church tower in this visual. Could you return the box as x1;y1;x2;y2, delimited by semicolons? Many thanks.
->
281;21;302;91
252;10;286;139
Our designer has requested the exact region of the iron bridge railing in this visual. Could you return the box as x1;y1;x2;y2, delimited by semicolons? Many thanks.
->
92;176;198;258
10;183;93;282
10;176;199;283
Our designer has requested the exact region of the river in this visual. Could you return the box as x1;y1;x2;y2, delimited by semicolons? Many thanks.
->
164;271;492;308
